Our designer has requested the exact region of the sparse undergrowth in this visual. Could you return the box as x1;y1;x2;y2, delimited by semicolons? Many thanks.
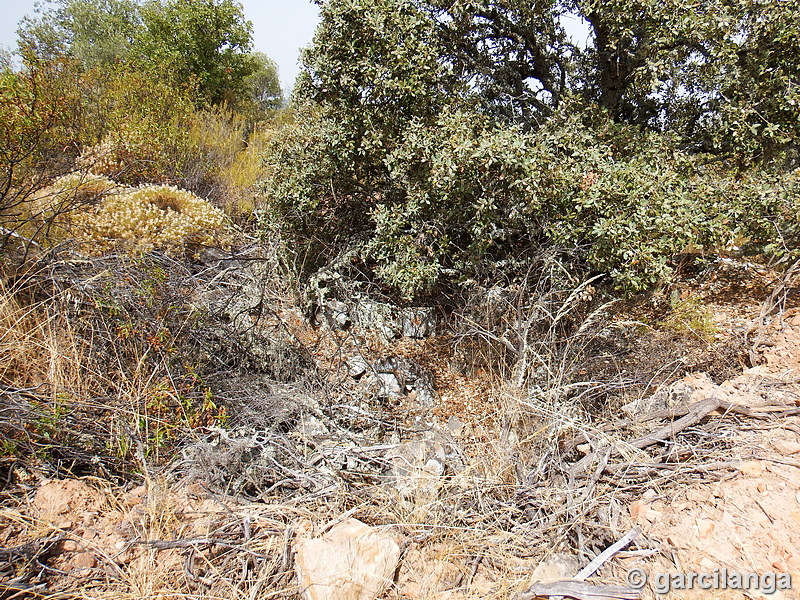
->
1;240;783;600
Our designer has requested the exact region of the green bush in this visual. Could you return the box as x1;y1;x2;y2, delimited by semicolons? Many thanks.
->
78;65;196;185
258;0;800;299
261;102;799;297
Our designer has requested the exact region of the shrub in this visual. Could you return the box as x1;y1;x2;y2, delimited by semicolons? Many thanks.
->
43;175;231;255
261;103;800;297
216;120;276;215
0;56;84;250
0;257;228;471
78;65;196;186
81;184;230;254
260;0;800;299
79;67;265;209
541;115;798;292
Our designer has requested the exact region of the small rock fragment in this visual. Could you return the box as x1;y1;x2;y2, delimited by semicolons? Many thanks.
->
530;553;580;582
401;308;436;338
71;552;96;569
629;500;647;520
446;416;465;437
376;372;402;398
696;519;715;539
737;460;764;476
773;439;800;455
346;356;370;378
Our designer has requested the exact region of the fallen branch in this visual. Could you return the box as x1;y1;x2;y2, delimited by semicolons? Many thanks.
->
516;581;640;600
574;527;640;581
134;538;269;558
628;397;722;450
517;529;642;600
569;397;726;479
748;257;800;364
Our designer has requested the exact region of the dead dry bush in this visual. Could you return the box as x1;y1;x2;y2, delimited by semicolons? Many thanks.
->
448;257;613;395
0;242;316;482
436;260;756;562
449;259;748;417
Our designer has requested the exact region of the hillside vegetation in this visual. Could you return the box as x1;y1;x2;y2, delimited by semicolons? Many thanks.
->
2;1;800;599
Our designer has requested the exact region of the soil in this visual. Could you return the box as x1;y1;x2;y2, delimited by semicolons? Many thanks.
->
4;264;800;600
618;308;800;600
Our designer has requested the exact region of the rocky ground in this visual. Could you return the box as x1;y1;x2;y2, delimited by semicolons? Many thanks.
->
624;309;800;600
3;257;800;600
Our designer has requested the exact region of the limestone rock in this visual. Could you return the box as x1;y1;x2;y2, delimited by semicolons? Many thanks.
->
376;372;403;398
383;436;462;499
400;307;436;338
294;518;401;600
347;356;370;378
373;356;437;406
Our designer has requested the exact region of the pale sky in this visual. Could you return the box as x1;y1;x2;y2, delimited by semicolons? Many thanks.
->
0;0;322;91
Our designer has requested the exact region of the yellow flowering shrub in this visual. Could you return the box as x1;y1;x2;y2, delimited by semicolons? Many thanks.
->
76;184;231;254
40;174;230;255
77;136;132;180
17;173;120;245
48;172;119;203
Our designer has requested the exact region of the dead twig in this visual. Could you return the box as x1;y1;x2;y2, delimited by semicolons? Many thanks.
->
569;397;725;478
748;257;800;364
516;581;640;600
574;527;640;581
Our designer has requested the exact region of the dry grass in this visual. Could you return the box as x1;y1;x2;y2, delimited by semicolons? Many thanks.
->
0;244;777;600
0;252;233;477
0;475;299;600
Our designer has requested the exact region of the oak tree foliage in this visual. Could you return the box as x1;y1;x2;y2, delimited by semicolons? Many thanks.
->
263;0;800;297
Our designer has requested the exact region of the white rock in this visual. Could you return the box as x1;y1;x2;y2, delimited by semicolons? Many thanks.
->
414;386;436;408
446;416;465;436
325;300;350;329
384;439;448;498
346;356;370;378
294;518;401;600
376;373;402;398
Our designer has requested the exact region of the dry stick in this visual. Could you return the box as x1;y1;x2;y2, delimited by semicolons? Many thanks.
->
136;538;269;558
516;581;640;600
573;527;640;581
562;449;613;551
466;553;484;588
519;529;642;600
569;397;725;479
628;397;722;450
604;459;742;477
748;256;800;364
451;552;484;590
563;387;797;454
590;399;793;460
